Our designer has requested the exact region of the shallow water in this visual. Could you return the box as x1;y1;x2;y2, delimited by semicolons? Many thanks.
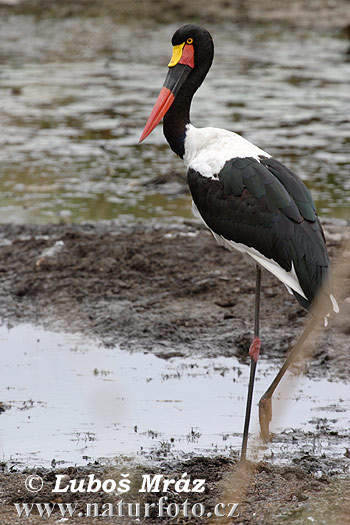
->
0;324;349;469
0;17;349;224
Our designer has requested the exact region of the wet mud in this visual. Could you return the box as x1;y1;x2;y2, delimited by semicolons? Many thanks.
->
1;455;350;524
0;219;349;377
0;220;349;523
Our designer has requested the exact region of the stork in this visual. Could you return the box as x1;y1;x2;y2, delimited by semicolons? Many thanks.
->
139;24;338;461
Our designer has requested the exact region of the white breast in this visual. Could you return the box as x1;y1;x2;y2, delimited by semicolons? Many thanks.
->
183;124;270;179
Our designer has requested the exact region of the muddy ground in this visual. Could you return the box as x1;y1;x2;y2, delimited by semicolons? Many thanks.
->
1;457;350;524
0;219;349;376
0;218;349;524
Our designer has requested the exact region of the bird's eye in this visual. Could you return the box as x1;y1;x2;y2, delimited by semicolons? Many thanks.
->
186;38;193;44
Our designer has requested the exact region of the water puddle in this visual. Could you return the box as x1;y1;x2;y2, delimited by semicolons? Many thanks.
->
0;324;349;469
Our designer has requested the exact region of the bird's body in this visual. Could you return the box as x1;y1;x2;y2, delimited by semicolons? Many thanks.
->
182;123;338;315
140;24;338;459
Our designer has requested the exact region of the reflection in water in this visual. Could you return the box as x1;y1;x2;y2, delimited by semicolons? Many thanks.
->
0;17;349;224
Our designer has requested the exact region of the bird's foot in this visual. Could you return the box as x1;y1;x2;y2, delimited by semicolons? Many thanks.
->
259;396;272;443
249;337;261;363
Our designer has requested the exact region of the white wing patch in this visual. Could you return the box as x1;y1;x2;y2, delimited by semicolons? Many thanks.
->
210;225;339;325
184;124;270;179
209;229;308;300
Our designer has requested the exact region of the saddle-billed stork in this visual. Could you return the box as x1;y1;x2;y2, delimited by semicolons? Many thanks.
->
139;24;339;461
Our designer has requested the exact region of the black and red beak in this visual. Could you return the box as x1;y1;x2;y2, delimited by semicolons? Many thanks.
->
139;42;194;142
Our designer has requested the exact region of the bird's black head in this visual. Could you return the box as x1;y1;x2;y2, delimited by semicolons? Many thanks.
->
139;24;214;142
170;24;214;71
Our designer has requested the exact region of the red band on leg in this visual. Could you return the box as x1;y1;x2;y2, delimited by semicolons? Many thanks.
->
249;337;261;362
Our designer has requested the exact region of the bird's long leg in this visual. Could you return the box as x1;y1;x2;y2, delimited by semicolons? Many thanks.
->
240;265;261;463
259;314;320;442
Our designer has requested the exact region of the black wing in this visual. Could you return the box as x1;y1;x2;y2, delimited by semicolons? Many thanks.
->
187;155;330;309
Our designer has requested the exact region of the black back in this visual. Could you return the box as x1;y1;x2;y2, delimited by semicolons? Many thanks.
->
187;155;331;310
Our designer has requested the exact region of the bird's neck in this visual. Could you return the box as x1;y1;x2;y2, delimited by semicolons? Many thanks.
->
163;93;192;159
163;53;213;158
